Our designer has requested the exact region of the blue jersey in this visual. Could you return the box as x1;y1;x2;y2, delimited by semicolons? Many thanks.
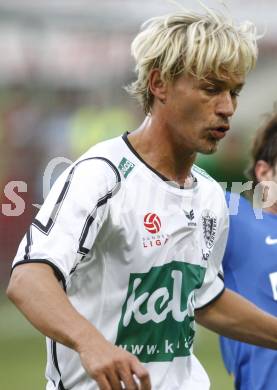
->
220;193;277;390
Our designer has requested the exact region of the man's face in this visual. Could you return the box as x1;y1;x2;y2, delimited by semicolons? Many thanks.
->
158;72;245;154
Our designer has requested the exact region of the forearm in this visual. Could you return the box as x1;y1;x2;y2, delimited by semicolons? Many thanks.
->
7;263;151;388
6;263;104;352
195;288;277;349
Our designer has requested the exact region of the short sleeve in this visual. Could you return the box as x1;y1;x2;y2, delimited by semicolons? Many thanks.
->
195;190;229;309
12;157;121;285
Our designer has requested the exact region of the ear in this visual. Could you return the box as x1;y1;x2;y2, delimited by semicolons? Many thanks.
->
148;69;167;104
255;160;273;182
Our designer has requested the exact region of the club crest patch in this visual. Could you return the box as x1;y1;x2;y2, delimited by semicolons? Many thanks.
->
201;209;217;249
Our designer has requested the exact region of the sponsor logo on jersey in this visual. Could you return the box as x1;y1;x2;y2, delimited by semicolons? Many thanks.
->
184;209;197;227
115;261;206;362
265;236;277;245
184;209;194;221
144;213;161;234
118;157;135;178
201;209;217;249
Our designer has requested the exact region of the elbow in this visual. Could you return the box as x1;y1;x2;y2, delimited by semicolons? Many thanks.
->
6;274;18;303
6;267;26;306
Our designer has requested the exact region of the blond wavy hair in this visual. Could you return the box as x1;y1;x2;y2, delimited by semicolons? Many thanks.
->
127;9;258;114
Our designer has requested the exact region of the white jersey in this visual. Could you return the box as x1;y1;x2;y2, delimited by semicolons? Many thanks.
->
13;133;228;390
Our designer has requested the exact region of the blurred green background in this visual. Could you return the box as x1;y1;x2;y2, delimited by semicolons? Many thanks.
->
0;290;233;390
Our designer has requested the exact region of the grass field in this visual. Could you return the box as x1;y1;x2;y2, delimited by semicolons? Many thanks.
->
0;291;233;389
195;327;234;389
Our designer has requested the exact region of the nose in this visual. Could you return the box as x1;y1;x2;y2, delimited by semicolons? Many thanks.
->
215;92;235;118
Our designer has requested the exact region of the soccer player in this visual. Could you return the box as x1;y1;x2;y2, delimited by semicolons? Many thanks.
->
220;112;277;390
6;8;277;390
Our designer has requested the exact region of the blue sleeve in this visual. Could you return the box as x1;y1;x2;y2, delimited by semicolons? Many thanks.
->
220;339;277;390
220;193;250;376
219;335;236;375
219;193;277;390
222;192;253;273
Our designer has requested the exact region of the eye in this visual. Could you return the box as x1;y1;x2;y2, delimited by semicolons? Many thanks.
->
230;89;241;98
203;86;221;95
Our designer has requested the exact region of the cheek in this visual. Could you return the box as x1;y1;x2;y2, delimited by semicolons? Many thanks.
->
181;101;206;123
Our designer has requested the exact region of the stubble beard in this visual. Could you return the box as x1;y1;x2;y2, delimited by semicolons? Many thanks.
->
197;137;218;155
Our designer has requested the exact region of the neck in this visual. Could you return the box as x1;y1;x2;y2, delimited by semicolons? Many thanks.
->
128;116;196;186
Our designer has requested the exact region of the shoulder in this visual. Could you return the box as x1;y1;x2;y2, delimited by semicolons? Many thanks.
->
51;137;124;201
192;164;215;182
192;164;222;191
192;164;226;204
76;136;125;178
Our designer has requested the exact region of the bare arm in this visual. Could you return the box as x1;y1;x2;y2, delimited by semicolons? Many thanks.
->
195;288;277;349
7;263;151;390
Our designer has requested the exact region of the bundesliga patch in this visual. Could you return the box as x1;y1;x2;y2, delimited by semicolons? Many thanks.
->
118;157;135;178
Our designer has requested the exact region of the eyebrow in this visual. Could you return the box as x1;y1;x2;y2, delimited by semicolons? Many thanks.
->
207;78;245;89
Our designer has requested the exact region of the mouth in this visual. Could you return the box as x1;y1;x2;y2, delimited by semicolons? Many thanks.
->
208;126;229;140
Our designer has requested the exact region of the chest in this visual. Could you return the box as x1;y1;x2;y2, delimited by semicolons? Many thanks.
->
101;184;220;274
